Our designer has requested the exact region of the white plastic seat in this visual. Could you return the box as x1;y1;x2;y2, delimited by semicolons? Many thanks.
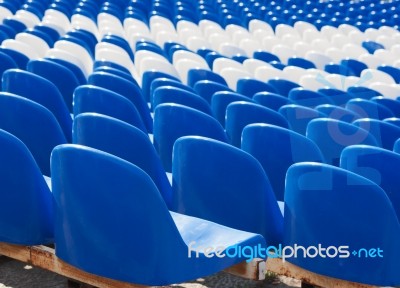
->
14;10;40;28
134;49;168;71
281;34;302;47
299;74;328;91
178;27;202;45
311;38;331;52
254;66;284;82
41;17;67;36
342;44;369;59
208;33;232;51
212;58;243;75
46;48;87;78
0;6;12;22
155;30;179;47
140;57;179;79
242;58;272;76
199;20;223;35
338;24;360;36
15;32;50;58
172;50;209;68
95;42;131;61
325;47;346;63
292;41;314;57
175;58;210;84
331;34;352;48
282;66;307;83
303;29;323;43
368;83;400;99
219;43;247;58
2;39;39;60
392;45;400;56
360;69;396;85
248;19;274;35
43;9;71;31
124;18;150;35
320;25;341;40
271;44;295;64
358;53;384;69
379;26;399;37
373;49;398;65
186;36;212;51
71;14;99;40
252;29;274;40
262;36;281;52
232;30;253;46
54;40;93;76
150;15;175;33
275;24;299;39
364;28;380;41
176;20;198;34
219;67;252;90
239;38;262;56
294;21;318;36
376;35;396;49
348;30;367;45
305;51;333;70
225;24;248;38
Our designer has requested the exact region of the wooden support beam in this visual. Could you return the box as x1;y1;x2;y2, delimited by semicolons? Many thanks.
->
266;258;377;288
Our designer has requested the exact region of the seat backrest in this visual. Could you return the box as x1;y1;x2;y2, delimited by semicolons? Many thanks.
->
307;118;378;166
0;129;53;245
0;92;66;175
289;88;334;108
346;98;394;120
27;59;80;113
2;69;72;141
284;162;400;286
242;123;324;201
88;71;153;132
153;103;228;172
193;80;232;103
51;144;186;284
73;85;147;132
226;101;288;147
279;104;326;135
172;136;283;246
73;113;172;208
353;119;400;150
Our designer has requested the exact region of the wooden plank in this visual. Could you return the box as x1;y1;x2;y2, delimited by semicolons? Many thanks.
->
225;258;266;281
0;242;31;263
266;258;377;288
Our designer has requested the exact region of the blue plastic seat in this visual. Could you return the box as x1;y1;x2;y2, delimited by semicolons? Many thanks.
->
370;96;400;117
225;101;288;147
324;63;355;76
152;86;212;115
27;59;80;113
347;86;380;100
377;65;400;84
279;104;326;135
0;129;53;245
67;29;97;55
236;78;277;97
0;93;66;176
352;119;400;150
289;88;334;108
345;98;394;120
0;47;29;69
253;92;294;111
315;104;361;123
73;85;147;132
172;136;283;246
341;58;368;77
253;50;280;63
193;80;232;103
51;144;266;285
153;103;228;172
341;145;400;220
102;34;134;62
93;60;132;77
93;65;136;83
242;123;324;201
317;88;353;106
307;118;378;166
284;162;400;286
47;58;87;85
150;78;195;108
187;68;226;87
88;72;153;133
287;57;316;69
2;69;72;142
267;78;301;97
362;40;385;54
3;19;26;34
73;113;172;208
34;25;60;44
211;91;253;127
141;70;180;103
0;51;17;77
